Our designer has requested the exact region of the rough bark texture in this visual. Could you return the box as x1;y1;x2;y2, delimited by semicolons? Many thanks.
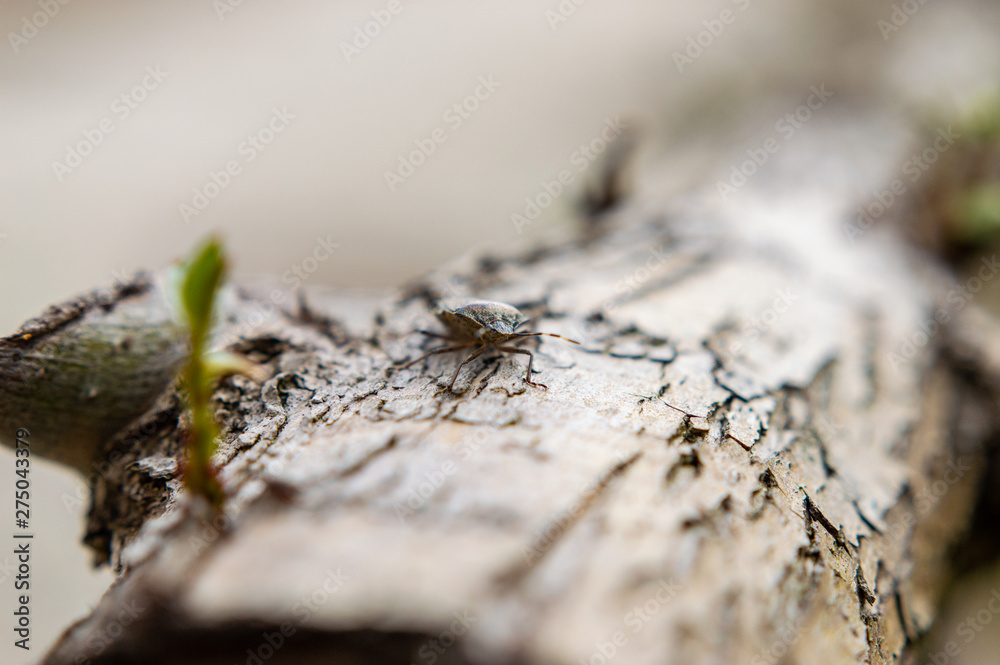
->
41;116;997;665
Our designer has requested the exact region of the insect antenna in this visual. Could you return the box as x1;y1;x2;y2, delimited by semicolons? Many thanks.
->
510;331;582;345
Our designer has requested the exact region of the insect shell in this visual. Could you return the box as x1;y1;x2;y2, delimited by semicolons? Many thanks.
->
403;299;580;391
435;300;528;344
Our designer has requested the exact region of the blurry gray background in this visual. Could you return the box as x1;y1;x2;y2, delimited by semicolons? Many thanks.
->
1;1;999;663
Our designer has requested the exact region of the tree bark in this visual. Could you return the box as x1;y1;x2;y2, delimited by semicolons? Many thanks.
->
39;115;997;665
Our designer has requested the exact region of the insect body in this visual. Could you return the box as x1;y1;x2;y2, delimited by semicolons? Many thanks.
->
402;299;580;391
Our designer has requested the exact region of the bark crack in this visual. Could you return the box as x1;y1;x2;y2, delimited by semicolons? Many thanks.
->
495;450;644;587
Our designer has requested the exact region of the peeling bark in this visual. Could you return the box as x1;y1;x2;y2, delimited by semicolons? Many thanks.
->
40;116;998;665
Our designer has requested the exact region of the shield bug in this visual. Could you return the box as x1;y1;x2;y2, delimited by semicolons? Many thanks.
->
402;299;580;391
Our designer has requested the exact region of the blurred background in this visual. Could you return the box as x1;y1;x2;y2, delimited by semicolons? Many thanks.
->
2;1;999;663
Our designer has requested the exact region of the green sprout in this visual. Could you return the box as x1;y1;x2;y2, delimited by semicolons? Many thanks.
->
177;238;227;508
910;90;1000;256
951;92;1000;247
955;183;1000;245
174;237;258;510
960;89;1000;143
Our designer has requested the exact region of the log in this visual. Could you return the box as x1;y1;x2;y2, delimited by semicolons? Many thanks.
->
29;114;997;665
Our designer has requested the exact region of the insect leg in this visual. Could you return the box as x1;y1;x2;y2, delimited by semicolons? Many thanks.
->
417;330;459;341
447;344;488;391
401;344;473;369
498;346;547;390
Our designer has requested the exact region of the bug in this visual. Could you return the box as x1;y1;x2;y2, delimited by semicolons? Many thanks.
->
401;299;580;391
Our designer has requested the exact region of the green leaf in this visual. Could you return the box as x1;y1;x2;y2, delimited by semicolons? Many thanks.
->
956;183;1000;244
203;350;267;382
181;238;226;338
174;236;230;511
963;90;1000;142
